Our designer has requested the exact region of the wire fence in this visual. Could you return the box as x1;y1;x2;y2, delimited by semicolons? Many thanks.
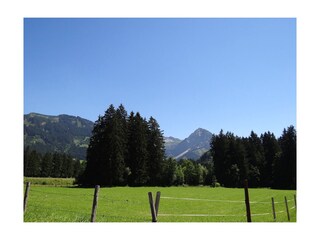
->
158;195;296;220
24;184;296;222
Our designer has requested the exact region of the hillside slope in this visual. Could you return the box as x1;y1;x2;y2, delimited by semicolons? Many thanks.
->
24;113;94;159
24;113;212;161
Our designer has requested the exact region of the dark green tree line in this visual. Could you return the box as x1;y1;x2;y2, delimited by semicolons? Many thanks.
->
24;103;295;189
24;147;84;178
210;126;296;189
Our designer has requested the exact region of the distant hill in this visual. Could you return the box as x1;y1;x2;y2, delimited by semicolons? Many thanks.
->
164;136;182;151
24;113;212;161
165;128;212;160
24;113;94;160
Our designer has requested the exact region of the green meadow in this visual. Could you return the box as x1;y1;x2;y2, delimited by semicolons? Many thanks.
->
23;178;296;223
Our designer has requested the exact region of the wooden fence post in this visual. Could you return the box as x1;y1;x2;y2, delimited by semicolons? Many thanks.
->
271;197;276;221
285;196;290;221
155;191;161;217
244;179;252;222
90;185;100;222
24;182;31;213
148;192;157;222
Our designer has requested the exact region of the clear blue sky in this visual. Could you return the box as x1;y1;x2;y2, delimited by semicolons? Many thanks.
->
24;18;296;139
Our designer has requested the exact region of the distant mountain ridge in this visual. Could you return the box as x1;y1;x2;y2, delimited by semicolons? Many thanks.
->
164;136;182;151
24;112;212;160
164;128;212;160
24;113;94;160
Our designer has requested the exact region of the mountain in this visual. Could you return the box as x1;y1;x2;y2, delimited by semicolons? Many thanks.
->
165;128;212;160
24;113;94;160
24;112;212;161
164;136;182;151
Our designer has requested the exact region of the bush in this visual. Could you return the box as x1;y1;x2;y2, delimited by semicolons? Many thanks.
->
211;181;221;188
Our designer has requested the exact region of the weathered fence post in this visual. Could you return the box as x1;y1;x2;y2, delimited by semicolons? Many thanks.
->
285;196;290;221
271;197;276;221
24;182;31;213
148;192;157;222
155;191;161;216
90;185;100;222
244;179;252;222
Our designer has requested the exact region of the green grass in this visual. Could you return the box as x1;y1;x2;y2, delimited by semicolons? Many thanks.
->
24;183;296;222
24;177;75;186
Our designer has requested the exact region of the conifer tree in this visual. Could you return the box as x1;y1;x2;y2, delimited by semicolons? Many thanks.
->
108;105;127;185
52;152;63;178
83;114;107;185
127;112;149;186
146;117;165;186
261;132;280;187
273;126;296;189
40;152;53;177
245;131;265;187
61;154;74;178
83;104;127;186
25;149;41;177
210;130;230;186
24;147;31;176
73;159;82;178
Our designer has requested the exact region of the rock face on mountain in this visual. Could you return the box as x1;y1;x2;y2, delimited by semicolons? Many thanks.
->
24;113;94;160
164;128;212;160
164;136;182;151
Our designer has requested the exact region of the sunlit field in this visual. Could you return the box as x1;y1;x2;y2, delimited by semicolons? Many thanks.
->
24;180;296;222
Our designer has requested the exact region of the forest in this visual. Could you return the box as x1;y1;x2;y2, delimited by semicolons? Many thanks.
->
24;104;296;189
24;148;85;179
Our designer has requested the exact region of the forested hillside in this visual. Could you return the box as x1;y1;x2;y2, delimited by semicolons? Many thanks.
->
24;113;94;159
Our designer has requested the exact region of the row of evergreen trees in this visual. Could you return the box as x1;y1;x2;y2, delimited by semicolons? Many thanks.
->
23;104;296;189
77;104;166;186
210;126;296;189
78;104;296;189
24;147;85;178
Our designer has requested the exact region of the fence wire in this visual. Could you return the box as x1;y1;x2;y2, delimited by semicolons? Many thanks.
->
25;186;296;222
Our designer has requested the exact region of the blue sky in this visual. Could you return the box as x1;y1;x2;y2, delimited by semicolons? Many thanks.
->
24;18;296;139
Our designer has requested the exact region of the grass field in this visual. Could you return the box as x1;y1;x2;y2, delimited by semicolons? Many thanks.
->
24;177;75;186
23;179;296;222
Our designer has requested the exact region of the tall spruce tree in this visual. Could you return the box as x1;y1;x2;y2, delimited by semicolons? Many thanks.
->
146;117;165;186
61;154;74;178
261;132;280;187
108;105;127;185
226;136;247;187
210;130;229;186
73;159;82;178
24;149;41;177
82;104;128;186
127;112;149;186
273;126;296;189
80;114;108;186
40;152;53;177
245;131;265;187
24;147;30;176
